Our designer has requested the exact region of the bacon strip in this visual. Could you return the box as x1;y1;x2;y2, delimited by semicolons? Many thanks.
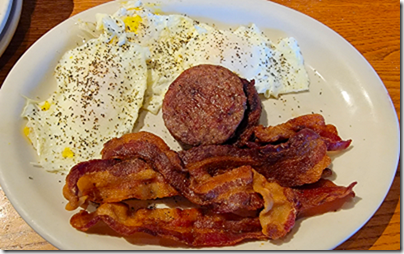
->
179;144;260;175
68;169;356;244
70;203;267;247
181;129;330;187
101;131;206;205
63;158;178;211
253;114;352;151
190;166;263;213
101;132;262;213
252;170;297;239
251;170;356;239
257;128;331;187
293;179;357;218
64;159;120;210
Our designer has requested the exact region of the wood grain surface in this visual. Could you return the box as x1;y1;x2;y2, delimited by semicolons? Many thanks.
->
0;0;400;250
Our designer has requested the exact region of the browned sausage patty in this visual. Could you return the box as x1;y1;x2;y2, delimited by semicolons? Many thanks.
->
162;64;247;146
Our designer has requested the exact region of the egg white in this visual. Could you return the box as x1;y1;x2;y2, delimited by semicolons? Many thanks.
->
22;37;149;172
183;23;309;98
95;4;199;114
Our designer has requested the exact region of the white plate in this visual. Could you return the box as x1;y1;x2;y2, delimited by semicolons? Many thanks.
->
0;0;399;250
0;0;22;57
0;0;12;35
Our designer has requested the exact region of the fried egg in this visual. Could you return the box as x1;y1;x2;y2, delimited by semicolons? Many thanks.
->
183;24;309;97
22;36;149;172
93;1;309;111
94;3;198;113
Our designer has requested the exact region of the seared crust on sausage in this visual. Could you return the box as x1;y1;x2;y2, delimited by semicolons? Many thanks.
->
230;78;262;147
162;64;247;146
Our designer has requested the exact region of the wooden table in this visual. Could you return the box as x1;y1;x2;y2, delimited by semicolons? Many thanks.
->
0;0;399;250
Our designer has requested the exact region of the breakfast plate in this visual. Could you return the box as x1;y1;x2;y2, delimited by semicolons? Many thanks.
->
0;0;399;250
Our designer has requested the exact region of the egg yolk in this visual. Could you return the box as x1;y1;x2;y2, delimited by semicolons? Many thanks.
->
23;126;32;143
62;147;74;158
40;101;51;111
123;15;143;33
23;126;30;136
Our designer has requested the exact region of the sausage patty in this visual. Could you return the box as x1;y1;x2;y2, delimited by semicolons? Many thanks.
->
162;64;247;146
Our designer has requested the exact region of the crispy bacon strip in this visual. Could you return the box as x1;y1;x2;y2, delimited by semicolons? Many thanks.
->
293;179;357;218
179;144;260;176
180;129;330;187
251;171;356;239
257;128;331;187
252;170;298;239
63;158;178;211
190;166;263;213
254;114;352;151
102;131;185;172
70;203;267;247
64;159;120;211
101;132;262;213
68;174;357;244
101;131;206;205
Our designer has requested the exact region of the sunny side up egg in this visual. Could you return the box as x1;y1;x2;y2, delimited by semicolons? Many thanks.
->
94;3;199;114
182;24;309;97
22;34;149;172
